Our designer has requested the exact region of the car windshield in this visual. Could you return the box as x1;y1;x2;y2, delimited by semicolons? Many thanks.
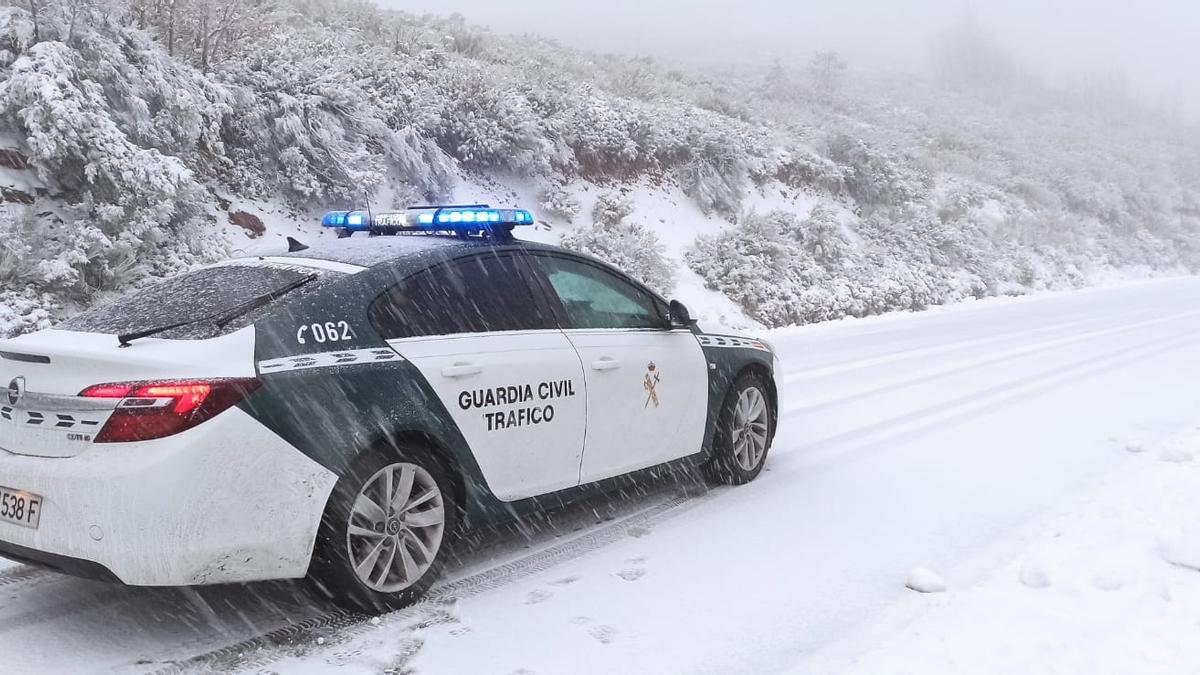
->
60;263;339;340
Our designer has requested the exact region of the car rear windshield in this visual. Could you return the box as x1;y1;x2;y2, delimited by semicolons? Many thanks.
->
61;263;337;339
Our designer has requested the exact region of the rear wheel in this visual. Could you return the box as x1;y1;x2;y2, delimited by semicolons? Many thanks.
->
703;372;774;485
310;446;456;613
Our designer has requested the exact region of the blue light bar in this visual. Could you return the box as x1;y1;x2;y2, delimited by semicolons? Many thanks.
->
322;211;348;227
320;205;535;235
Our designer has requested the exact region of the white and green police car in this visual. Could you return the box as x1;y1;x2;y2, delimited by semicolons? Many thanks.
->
0;205;778;611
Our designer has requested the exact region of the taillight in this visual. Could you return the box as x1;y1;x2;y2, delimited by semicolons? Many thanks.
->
79;378;261;443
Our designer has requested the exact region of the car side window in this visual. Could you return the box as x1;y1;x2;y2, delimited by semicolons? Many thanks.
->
535;255;665;330
370;253;551;339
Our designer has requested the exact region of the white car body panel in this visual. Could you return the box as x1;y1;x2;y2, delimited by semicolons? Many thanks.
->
0;407;337;585
0;327;258;458
0;324;338;584
569;329;708;483
0;327;257;396
390;330;587;502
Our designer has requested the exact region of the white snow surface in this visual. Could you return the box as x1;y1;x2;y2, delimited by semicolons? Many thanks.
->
904;568;947;594
838;428;1200;675
4;277;1200;673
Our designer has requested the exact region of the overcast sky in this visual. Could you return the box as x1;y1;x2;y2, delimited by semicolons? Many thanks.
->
382;0;1199;117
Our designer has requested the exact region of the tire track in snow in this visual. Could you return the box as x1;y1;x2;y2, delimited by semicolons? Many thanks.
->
152;489;709;675
784;307;1200;416
782;305;1195;383
793;328;1200;467
0;586;128;636
0;565;50;589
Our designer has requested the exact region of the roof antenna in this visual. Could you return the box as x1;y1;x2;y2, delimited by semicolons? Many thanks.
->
286;236;309;252
364;193;375;236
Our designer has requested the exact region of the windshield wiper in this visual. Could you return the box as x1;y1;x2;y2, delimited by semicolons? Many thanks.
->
117;273;319;347
213;273;319;329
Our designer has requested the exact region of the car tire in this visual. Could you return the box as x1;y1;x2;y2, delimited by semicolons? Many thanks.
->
309;443;457;614
702;371;774;485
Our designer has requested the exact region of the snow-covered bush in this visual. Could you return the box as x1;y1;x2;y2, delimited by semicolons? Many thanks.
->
539;183;581;221
687;213;811;326
592;191;634;226
0;8;226;324
428;60;556;175
0;286;55;336
825;134;929;208
688;208;989;327
785;204;852;265
561;196;675;296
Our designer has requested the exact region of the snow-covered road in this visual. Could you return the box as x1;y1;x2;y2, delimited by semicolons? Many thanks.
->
4;277;1200;674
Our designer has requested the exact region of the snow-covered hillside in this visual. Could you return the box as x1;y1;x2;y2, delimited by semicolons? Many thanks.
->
2;0;1200;335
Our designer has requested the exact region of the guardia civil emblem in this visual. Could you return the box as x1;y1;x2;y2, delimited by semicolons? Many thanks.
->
644;362;660;408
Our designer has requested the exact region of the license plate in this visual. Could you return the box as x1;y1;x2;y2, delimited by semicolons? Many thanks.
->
0;486;42;529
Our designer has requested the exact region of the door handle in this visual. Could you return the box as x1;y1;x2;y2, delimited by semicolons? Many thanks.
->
590;357;621;371
441;362;483;378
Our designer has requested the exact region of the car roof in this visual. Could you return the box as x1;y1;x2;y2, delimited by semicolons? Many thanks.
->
269;234;564;269
231;232;670;310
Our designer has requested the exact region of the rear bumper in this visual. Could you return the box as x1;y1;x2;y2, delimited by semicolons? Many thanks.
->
0;408;338;586
0;538;121;583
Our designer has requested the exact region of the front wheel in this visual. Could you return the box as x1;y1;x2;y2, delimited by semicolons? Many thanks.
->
310;447;456;613
703;372;774;485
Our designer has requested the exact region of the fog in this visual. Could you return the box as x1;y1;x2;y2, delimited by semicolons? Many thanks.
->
386;0;1200;119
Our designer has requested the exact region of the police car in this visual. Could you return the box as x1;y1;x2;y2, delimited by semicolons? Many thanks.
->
0;205;778;612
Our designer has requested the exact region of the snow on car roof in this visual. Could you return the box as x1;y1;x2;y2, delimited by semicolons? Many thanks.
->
264;233;556;268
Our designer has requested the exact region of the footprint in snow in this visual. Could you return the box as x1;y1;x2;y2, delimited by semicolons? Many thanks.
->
550;575;581;586
616;568;645;582
587;624;617;645
1159;446;1194;463
1018;562;1052;589
525;589;553;605
615;556;647;581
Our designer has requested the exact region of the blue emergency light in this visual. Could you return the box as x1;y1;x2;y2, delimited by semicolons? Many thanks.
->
321;205;534;237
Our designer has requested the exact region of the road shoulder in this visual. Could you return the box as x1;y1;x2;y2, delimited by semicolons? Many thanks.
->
829;428;1200;675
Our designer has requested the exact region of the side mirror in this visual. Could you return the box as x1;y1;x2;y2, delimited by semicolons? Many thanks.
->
669;299;696;328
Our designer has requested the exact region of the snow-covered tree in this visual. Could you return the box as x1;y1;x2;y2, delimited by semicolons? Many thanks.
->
0;7;225;311
807;51;847;100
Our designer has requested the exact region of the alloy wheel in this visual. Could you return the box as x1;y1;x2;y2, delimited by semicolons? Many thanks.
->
731;387;769;471
346;462;446;593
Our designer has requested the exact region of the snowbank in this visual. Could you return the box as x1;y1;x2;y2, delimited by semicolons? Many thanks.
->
840;429;1200;675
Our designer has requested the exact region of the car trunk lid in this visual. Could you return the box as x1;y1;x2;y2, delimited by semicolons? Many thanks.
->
0;328;255;457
